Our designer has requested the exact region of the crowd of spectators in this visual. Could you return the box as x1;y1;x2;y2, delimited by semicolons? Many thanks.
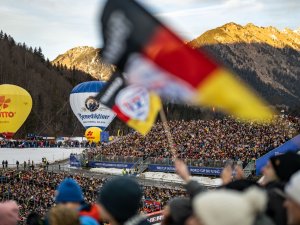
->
0;140;94;148
1;116;300;225
90;115;300;166
0;169;186;223
2;151;300;225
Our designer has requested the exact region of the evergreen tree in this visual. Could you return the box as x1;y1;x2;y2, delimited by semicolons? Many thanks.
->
7;35;15;45
37;46;45;62
34;47;38;55
22;42;27;50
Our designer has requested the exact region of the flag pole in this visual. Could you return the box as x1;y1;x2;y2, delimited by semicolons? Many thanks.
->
159;107;177;159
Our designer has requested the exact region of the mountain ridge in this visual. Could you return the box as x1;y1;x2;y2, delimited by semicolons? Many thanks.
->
187;23;300;109
52;22;300;111
52;46;114;80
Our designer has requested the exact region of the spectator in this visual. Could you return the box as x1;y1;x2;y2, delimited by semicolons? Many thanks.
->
55;178;85;209
191;187;267;225
47;205;80;225
162;197;192;225
260;152;300;225
97;177;150;225
284;171;300;225
0;200;20;225
55;178;99;225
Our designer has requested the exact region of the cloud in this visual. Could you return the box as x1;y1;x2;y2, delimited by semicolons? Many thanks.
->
151;0;266;40
0;0;298;60
0;0;105;59
157;0;263;18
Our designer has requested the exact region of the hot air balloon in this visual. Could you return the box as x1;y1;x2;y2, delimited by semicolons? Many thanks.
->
85;127;101;143
0;84;32;139
70;81;116;130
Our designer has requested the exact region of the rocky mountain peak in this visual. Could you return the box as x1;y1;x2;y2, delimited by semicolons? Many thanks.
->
189;23;300;108
52;46;114;80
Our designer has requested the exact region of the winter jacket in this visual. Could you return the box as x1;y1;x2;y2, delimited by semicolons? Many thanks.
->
264;181;287;225
79;203;102;225
254;214;276;225
123;215;151;225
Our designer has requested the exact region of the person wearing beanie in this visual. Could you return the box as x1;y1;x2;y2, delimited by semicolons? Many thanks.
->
162;197;192;225
47;205;81;225
261;152;300;185
260;151;300;225
55;178;84;208
192;187;267;225
97;176;150;225
284;171;300;225
0;200;20;225
55;178;100;225
79;203;102;224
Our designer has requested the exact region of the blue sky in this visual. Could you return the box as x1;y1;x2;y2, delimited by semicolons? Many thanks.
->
0;0;299;60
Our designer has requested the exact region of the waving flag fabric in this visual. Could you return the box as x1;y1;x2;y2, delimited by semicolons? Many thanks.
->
95;72;161;135
99;0;274;123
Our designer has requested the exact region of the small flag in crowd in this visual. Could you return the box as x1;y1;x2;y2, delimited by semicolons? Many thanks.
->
95;72;161;135
99;0;274;123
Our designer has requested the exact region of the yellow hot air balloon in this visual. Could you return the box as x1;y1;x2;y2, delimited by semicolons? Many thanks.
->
0;84;32;139
85;127;102;143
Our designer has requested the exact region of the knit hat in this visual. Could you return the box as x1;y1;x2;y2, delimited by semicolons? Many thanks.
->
285;170;300;206
97;177;142;223
270;152;300;182
193;187;266;225
168;198;192;225
0;200;20;225
55;178;84;203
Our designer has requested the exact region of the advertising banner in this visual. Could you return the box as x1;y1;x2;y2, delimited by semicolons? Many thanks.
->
101;131;110;142
88;161;134;169
69;154;81;168
147;165;222;176
147;211;163;225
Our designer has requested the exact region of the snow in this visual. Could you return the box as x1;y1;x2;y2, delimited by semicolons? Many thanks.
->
1;148;222;187
0;148;84;164
90;167;123;175
270;34;277;40
90;168;222;187
293;28;300;35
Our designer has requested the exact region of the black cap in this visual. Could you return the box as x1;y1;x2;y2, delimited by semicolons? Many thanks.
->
169;198;192;225
270;152;300;182
97;177;142;223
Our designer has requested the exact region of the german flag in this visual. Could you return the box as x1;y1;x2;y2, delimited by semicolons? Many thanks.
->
95;72;161;135
99;0;274;123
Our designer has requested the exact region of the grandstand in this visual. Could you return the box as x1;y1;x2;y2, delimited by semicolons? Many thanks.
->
1;116;300;224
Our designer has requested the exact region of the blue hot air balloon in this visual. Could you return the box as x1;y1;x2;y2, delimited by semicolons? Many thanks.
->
70;81;116;130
